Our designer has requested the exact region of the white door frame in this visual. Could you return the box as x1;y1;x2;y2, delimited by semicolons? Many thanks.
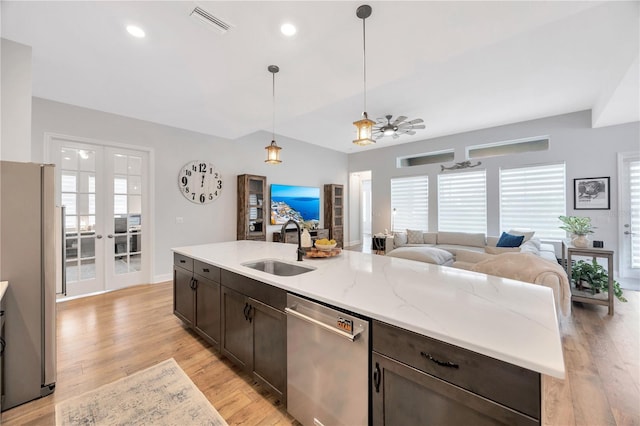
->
44;132;155;293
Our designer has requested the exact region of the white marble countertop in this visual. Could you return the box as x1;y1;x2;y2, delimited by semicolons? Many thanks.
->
0;281;7;300
173;241;565;379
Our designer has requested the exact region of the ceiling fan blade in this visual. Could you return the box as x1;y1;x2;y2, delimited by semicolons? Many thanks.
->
376;118;387;123
392;115;407;126
408;118;424;125
412;124;426;129
406;130;416;135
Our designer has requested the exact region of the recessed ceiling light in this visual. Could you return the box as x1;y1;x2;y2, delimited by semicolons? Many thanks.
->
126;25;145;38
280;23;296;37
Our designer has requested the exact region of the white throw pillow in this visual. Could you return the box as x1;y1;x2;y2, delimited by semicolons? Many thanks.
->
407;229;424;244
393;232;407;247
508;229;535;242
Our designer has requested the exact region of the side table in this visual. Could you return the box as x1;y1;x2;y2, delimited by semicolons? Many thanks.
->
562;240;615;315
372;235;388;255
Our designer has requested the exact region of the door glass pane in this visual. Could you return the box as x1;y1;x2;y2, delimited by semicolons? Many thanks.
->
66;238;78;260
114;195;127;214
128;156;142;175
78;149;96;172
65;215;78;234
129;214;141;231
130;254;141;272
61;148;78;170
79;215;96;232
114;235;127;254
79;172;95;193
61;172;77;192
113;154;128;174
80;259;96;280
129;234;141;253
129;195;141;214
114;216;127;234
65;260;78;282
80;237;95;258
128;176;142;194
115;255;128;275
61;193;77;214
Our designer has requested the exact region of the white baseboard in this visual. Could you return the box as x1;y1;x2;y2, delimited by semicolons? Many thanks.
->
153;273;172;283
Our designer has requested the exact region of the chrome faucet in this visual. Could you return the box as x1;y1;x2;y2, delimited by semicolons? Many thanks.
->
281;219;305;261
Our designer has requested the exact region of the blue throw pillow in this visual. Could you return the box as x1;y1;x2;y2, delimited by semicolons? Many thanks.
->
496;232;525;248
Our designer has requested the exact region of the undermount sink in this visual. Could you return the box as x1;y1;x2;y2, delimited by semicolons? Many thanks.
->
242;259;315;277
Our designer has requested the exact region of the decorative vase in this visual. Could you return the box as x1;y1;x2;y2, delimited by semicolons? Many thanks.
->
301;229;312;248
572;234;589;248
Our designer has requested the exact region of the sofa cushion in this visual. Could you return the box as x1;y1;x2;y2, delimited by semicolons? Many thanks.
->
423;232;437;244
387;247;454;265
519;240;540;255
485;246;521;255
497;232;525;247
393;232;407;247
407;229;424;244
437;231;486;248
456;249;494;264
508;229;535;242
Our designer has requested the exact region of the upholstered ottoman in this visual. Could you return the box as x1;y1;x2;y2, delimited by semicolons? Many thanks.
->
386;246;454;266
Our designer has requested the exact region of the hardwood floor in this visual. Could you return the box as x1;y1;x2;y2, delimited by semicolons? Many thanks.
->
2;281;638;425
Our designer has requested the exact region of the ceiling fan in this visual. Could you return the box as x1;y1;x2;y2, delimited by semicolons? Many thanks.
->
373;115;425;140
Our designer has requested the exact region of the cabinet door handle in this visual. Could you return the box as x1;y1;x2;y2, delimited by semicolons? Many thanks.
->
243;302;249;321
0;337;5;355
420;351;459;369
192;278;198;290
248;305;254;323
373;362;381;393
202;268;210;273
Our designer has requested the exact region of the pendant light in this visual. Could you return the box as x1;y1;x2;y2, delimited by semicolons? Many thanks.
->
265;65;282;164
353;4;375;146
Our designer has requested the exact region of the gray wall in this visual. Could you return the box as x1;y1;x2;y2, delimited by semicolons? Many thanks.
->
31;98;348;282
348;110;640;260
1;38;32;162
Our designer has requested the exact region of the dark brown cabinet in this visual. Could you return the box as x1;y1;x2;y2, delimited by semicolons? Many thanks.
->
372;320;540;426
324;184;344;248
237;174;267;241
173;254;221;349
272;228;329;244
221;271;287;403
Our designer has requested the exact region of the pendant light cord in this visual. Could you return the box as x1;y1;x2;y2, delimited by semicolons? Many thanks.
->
272;71;276;141
362;16;367;114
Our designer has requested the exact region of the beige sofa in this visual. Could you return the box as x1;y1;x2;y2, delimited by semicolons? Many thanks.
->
386;230;557;264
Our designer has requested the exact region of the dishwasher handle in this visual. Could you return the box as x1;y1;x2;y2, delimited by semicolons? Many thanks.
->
285;307;362;342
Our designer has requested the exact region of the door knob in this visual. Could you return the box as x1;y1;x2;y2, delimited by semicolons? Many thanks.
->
624;231;636;235
95;235;103;239
107;234;114;238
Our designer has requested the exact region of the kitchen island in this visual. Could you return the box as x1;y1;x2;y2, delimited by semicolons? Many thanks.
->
173;240;565;425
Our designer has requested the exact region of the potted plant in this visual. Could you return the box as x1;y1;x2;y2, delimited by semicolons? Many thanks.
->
558;215;595;248
571;259;627;302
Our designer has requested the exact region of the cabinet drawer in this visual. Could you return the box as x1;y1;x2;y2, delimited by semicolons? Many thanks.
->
173;253;193;271
221;270;286;311
194;260;220;282
373;320;540;419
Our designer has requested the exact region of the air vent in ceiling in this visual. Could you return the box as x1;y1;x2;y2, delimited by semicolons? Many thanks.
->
190;6;233;34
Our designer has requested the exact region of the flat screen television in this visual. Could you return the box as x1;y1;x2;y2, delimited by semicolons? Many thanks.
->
270;184;320;225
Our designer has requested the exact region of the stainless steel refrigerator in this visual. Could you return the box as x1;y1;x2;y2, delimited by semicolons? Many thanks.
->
0;161;57;410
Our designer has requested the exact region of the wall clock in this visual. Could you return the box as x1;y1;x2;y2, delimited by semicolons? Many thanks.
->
178;160;223;204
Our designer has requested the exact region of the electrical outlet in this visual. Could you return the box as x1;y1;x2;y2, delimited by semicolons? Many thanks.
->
593;240;604;248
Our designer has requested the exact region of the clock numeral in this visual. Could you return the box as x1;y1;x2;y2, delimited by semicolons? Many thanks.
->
209;193;213;200
185;187;190;194
184;169;192;176
200;194;206;203
191;165;197;172
199;163;207;173
217;180;222;190
181;176;188;186
192;193;196;200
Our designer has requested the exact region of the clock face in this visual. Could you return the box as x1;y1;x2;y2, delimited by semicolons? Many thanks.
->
178;161;223;204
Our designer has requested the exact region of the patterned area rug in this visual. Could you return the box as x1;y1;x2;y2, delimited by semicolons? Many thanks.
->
56;358;228;426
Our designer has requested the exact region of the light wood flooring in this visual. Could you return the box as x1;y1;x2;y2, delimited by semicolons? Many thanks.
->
2;281;639;426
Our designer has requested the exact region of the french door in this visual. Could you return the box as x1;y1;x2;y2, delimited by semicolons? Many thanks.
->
51;137;150;297
619;152;640;279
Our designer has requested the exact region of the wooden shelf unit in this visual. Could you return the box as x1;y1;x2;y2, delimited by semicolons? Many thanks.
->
237;174;266;241
324;184;344;248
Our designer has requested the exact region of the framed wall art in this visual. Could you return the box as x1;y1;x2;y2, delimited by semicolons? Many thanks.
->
574;176;610;210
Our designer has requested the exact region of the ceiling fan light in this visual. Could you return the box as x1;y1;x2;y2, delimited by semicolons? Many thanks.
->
383;127;395;136
353;114;376;146
265;140;282;164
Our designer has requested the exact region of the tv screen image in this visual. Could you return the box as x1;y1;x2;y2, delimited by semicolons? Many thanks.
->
270;184;320;225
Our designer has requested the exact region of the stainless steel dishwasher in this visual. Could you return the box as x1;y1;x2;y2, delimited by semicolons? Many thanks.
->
286;293;370;426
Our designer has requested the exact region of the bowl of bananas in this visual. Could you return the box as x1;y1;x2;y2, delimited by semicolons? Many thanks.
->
314;238;337;251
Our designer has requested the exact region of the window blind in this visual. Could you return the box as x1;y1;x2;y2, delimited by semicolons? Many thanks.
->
390;176;428;232
500;163;566;240
438;170;486;234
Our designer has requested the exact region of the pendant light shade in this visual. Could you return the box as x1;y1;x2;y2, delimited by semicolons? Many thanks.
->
265;140;282;164
353;5;375;146
265;65;282;164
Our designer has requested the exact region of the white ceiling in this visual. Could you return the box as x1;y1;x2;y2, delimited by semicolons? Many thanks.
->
2;1;638;153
